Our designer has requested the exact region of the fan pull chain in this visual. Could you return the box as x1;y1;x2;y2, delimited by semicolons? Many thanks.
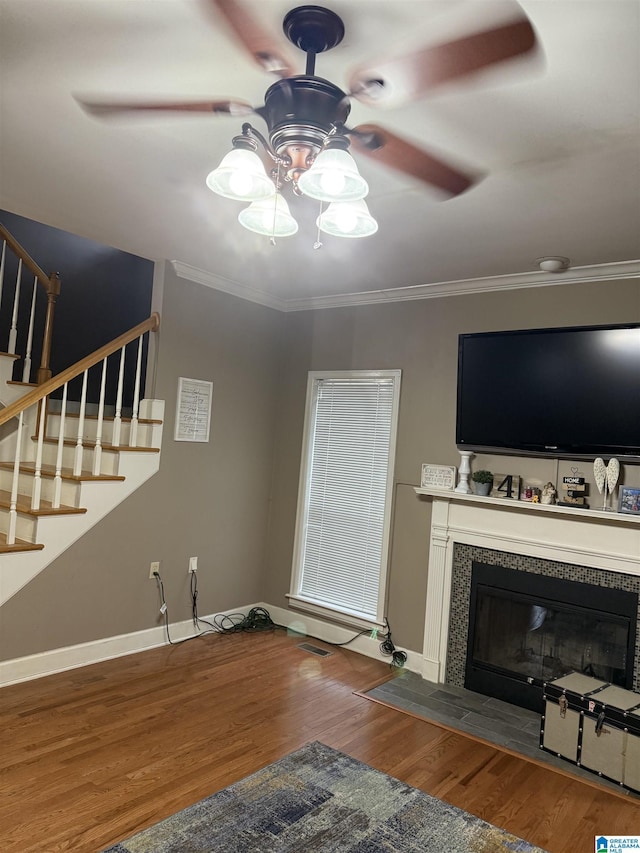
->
270;162;282;246
313;200;324;250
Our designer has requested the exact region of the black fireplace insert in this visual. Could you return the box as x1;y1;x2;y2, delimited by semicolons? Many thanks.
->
465;562;638;712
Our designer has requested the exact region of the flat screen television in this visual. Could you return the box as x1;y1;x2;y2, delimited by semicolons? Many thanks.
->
456;323;640;460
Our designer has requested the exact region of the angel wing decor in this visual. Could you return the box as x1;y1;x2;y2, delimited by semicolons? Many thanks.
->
594;457;620;511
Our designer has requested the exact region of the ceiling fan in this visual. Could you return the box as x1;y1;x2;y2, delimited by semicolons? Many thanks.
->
78;1;538;239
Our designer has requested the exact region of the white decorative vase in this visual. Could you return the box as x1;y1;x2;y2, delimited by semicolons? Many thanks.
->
455;451;474;494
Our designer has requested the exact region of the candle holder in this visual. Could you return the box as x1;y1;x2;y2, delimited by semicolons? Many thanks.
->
455;450;474;494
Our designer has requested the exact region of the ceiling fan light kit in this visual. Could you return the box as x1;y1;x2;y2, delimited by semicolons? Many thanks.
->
78;1;539;246
205;145;276;201
238;193;298;237
296;142;369;203
316;199;379;239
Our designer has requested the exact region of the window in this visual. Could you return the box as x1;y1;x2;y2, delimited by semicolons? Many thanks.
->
288;369;401;628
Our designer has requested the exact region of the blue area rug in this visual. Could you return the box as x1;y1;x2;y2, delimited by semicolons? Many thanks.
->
102;741;547;852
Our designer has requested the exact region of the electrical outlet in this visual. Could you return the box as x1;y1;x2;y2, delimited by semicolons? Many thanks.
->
189;556;198;573
149;560;160;579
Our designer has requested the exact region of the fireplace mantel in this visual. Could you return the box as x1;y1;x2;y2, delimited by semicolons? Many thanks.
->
415;487;640;684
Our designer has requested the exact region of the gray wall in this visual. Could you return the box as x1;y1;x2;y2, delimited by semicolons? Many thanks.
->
0;262;284;661
263;278;640;653
1;270;638;663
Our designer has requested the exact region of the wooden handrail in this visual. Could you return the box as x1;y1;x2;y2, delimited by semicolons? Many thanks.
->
0;312;160;427
1;221;62;383
0;223;50;290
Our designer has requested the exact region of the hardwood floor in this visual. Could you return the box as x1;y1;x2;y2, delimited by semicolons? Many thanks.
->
0;630;637;852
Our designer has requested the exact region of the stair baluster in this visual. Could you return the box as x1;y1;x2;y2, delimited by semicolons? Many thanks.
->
7;411;25;545
112;346;126;447
31;398;48;510
52;383;68;509
73;371;88;477
92;357;107;476
22;276;38;383
8;258;22;355
129;334;143;447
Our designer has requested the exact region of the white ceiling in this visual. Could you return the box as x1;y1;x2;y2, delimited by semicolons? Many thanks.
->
1;0;639;309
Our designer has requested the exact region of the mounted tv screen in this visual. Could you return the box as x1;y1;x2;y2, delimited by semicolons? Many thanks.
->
456;323;640;460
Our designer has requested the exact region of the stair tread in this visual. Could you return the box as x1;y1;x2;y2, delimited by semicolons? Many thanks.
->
0;351;20;361
0;461;126;482
33;436;160;453
0;532;44;553
55;412;163;425
0;489;86;516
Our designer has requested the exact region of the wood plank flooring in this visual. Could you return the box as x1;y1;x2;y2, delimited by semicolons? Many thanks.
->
0;629;637;852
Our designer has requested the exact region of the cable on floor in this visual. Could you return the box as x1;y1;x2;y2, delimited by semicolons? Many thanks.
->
378;618;407;668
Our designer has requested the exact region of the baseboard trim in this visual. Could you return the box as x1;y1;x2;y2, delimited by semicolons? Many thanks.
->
0;602;265;687
265;603;422;673
0;601;421;687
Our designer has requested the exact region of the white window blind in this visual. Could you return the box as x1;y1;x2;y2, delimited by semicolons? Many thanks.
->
290;370;401;626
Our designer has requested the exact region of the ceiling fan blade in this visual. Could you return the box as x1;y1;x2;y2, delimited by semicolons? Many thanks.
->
76;97;255;118
208;0;296;77
349;16;537;107
350;124;476;197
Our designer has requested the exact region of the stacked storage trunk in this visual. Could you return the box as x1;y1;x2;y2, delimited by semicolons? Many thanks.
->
540;672;640;793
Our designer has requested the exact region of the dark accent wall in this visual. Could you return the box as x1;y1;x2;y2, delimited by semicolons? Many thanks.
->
0;209;153;403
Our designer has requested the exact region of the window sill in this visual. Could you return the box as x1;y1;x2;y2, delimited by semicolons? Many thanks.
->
286;594;385;632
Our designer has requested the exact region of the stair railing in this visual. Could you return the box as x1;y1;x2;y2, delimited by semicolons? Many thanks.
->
0;312;160;545
0;222;62;385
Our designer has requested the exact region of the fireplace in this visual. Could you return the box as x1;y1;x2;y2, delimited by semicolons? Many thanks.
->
418;490;640;702
464;561;637;712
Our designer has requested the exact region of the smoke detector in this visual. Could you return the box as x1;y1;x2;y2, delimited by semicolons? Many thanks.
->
536;256;570;273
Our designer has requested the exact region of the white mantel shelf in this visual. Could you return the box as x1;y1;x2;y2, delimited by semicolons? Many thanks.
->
414;487;640;526
415;485;640;684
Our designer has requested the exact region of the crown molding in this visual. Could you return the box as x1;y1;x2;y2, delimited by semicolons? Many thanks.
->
172;259;640;314
171;261;288;312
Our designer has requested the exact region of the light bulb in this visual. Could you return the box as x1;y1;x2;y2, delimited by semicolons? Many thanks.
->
333;205;358;233
319;170;346;197
229;169;254;198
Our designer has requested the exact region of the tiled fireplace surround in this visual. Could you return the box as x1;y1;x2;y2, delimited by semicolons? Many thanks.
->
418;492;640;693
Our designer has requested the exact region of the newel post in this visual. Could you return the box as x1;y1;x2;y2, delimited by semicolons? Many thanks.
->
37;271;61;384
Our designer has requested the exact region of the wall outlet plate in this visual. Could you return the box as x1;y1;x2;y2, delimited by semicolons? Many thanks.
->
149;560;160;579
189;556;198;573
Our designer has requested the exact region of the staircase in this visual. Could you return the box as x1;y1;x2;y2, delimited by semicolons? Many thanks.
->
0;223;163;606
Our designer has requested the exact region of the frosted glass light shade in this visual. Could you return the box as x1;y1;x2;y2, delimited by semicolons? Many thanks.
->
238;193;298;237
298;148;368;202
206;149;274;201
317;199;378;238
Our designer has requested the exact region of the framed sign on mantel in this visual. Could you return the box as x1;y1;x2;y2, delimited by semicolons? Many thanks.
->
421;463;457;491
174;377;213;442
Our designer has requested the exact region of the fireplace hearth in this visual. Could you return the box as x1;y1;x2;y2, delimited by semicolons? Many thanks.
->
464;561;637;712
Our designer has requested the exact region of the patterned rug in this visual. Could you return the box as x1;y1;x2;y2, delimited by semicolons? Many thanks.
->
102;741;547;852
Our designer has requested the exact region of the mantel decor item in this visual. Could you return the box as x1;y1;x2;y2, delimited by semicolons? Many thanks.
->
594;457;620;511
618;486;640;515
454;450;474;494
471;469;493;496
540;482;557;505
490;473;521;500
420;463;456;491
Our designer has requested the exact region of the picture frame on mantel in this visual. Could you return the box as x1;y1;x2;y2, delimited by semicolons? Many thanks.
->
618;486;640;514
421;463;456;491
